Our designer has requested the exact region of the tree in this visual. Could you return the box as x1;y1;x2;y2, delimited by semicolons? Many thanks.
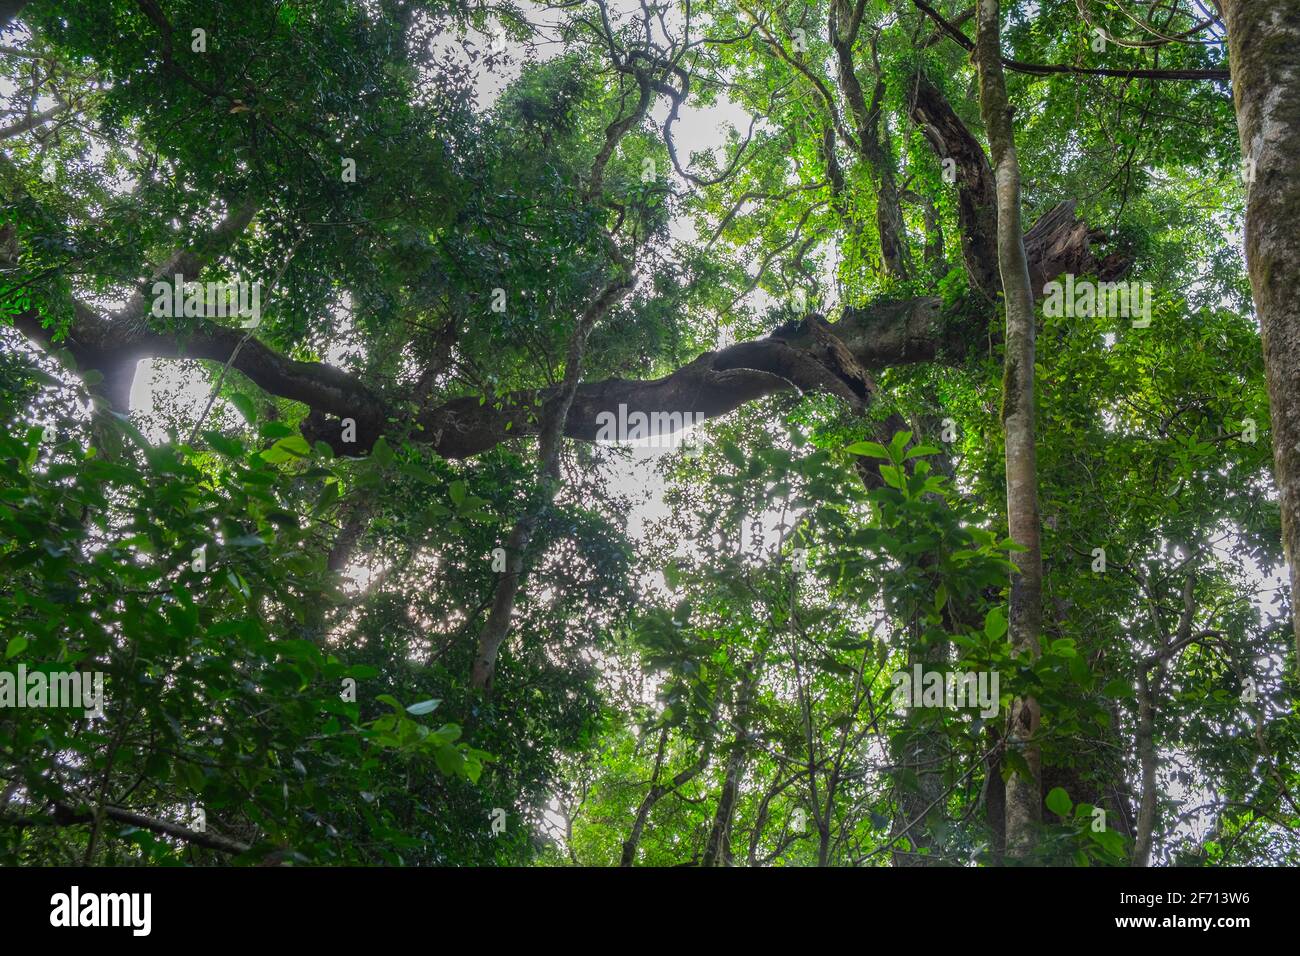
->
1220;0;1300;667
1;0;1295;868
974;0;1042;862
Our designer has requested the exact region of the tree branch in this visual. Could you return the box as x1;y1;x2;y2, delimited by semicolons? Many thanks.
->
1;801;251;855
912;0;1229;80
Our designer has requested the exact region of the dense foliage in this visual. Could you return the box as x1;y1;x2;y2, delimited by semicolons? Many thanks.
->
1;0;1295;866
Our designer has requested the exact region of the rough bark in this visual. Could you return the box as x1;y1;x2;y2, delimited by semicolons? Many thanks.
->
9;201;1121;463
906;73;1125;301
1222;0;1300;666
975;0;1043;861
702;734;746;866
828;1;910;278
1133;665;1160;867
907;70;1000;297
983;726;1006;862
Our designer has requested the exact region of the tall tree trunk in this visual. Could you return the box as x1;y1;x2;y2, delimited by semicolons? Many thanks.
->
702;651;764;866
907;70;1000;297
1222;0;1300;666
829;0;911;280
889;638;952;866
469;274;632;690
702;728;748;867
1132;667;1160;867
975;0;1043;861
983;726;1006;863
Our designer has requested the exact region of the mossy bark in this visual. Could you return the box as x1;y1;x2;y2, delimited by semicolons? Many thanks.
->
1223;0;1300;667
975;0;1044;861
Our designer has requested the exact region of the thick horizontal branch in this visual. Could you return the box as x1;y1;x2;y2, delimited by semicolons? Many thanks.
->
397;297;949;459
13;204;1125;461
0;801;250;855
13;304;389;427
0;103;70;140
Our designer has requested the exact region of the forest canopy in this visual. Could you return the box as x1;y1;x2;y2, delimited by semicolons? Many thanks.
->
1;0;1298;868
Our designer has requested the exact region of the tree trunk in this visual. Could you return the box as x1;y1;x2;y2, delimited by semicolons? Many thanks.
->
1133;667;1160;867
907;71;1000;297
829;0;910;279
975;0;1043;861
621;728;715;866
890;639;951;866
1222;0;1300;666
983;727;1006;863
469;273;632;690
702;738;746;867
702;652;764;866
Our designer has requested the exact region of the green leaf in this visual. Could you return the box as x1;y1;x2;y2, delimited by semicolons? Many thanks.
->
109;411;151;451
1046;786;1073;818
845;440;890;459
1051;638;1078;658
405;698;440;716
371;436;394;468
448;480;467;508
984;606;1008;641
888;430;914;459
229;392;257;423
23;366;66;389
262;435;310;464
420;502;451;523
1069;653;1091;685
398;461;439;485
1001;748;1031;782
314;480;339;514
204;431;245;459
5;635;28;659
434;744;465;777
879;464;905;489
1102;679;1133;699
259;421;296;440
903;444;942;460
